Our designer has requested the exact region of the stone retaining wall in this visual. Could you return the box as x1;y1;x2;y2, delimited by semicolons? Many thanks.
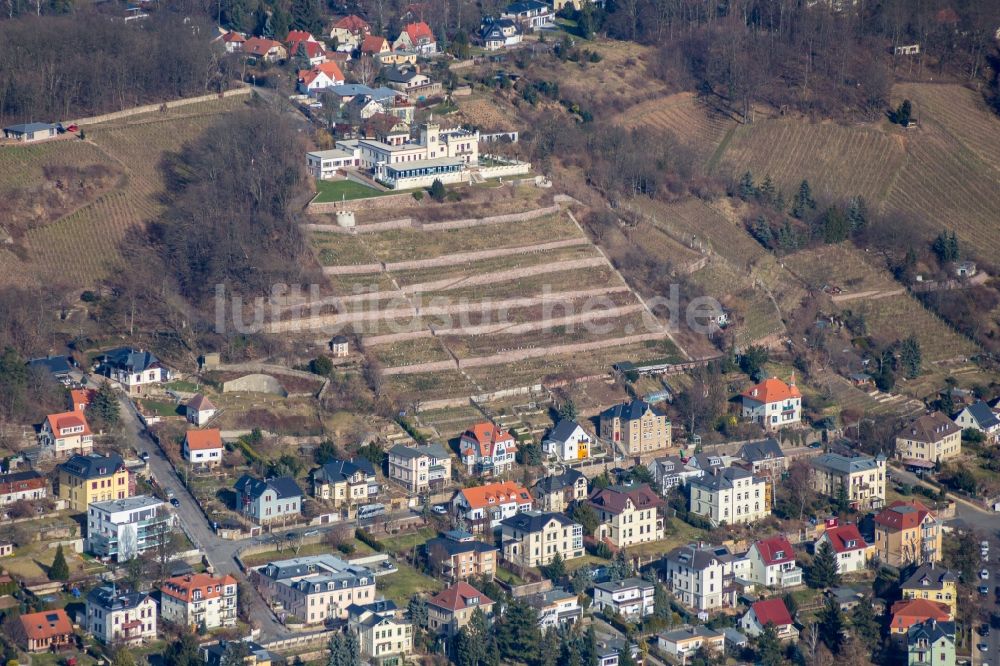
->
69;87;251;126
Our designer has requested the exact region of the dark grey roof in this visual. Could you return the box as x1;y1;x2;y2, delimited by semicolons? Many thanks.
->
425;535;497;557
593;577;653;593
810;452;884;475
660;625;723;642
739;438;783;463
499;510;576;533
480;17;521;39
97;347;163;373
86;585;148;611
546;419;584;444
4;122;56;133
907;619;955;646
60;453;125;479
385;67;420;83
689;453;724;471
314;458;375;484
27;355;72;377
666;543;733;570
901;563;957;591
388;443;450;460
650;455;686;474
600;399;665;422
505;0;548;13
688;467;753;491
533;468;585;494
0;470;43;486
202;641;278;666
965;401;1000;429
234;475;302;500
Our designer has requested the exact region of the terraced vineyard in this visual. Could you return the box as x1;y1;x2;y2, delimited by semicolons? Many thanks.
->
615;92;736;164
783;245;898;294
849;293;977;364
0;140;108;193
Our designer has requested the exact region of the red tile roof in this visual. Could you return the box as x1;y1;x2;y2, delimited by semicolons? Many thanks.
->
334;15;369;32
460;422;515;458
46;411;92;437
741;377;801;404
890;598;951;632
185;428;223;451
874;500;934;531
459;481;532;510
822;524;867;553
19;609;73;642
753;536;796;566
428;581;493;612
285;30;316;45
751;598;793;627
222;31;246;43
315;61;345;81
361;35;389;53
404;21;434;42
161;573;237;603
70;388;96;412
244;37;284;57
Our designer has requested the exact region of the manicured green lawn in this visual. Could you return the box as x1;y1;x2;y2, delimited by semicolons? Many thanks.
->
381;527;436;555
314;179;385;203
141;400;180;417
164;380;200;392
376;564;442;605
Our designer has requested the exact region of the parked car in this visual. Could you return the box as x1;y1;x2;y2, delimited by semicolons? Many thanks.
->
981;568;990;580
979;585;990;595
432;505;448;515
978;643;989;653
140;452;150;461
169;498;180;507
165;487;175;499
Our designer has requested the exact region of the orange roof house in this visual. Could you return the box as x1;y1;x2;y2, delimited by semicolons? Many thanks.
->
393;21;436;52
285;30;317;45
361;35;390;55
740;376;802;430
16;609;74;652
183;428;224;467
427;581;494;636
334;15;370;32
70;388;96;413
244;37;287;61
46;412;92;437
315;60;345;81
41;410;94;457
890;598;951;634
161;572;238;603
741;377;802;404
459;422;517;476
453;481;532;534
161;573;238;629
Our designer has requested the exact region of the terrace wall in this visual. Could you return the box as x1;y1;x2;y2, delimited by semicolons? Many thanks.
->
69;87;251;126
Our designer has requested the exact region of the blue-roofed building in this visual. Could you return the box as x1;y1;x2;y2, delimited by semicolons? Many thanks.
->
3;122;57;142
94;347;170;395
27;355;73;380
954;400;1000;440
599;399;672;455
501;0;554;30
234;475;302;524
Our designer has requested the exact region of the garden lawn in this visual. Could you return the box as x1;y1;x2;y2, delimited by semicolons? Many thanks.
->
381;527;437;555
376;563;442;605
314;179;386;203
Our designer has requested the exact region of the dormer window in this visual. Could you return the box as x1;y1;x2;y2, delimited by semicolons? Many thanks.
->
846;540;856;548
774;550;785;559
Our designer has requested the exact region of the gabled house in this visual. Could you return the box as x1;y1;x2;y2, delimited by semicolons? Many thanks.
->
427;582;494;636
40;411;94;458
953;400;1000;440
745;535;802;588
86;585;157;645
740;376;802;430
501;0;555;30
816;521;870;573
311;458;378;510
15;610;75;652
907;619;956;666
452;481;532;534
243;37;287;63
657;626;725;659
330;15;370;51
58;453;129;512
499;510;583;568
219;30;246;53
27;355;73;381
234;475;302;524
160;573;238;630
425;530;497;581
599;399;672;455
525;589;581;630
70;387;96;413
532;468;587;512
896;411;961;463
587;484;663;548
890;598;951;635
360;35;391;57
363;113;410;146
0;471;47;506
393;21;436;54
94;347;171;395
688;467;769;526
459;422;517;476
901;563;957;616
809;452;886;510
874;500;942;567
387;443;452;493
290;40;328;66
183;428;224;468
347;600;413;661
298;69;338;95
384;65;431;92
647;455;702;493
736;438;786;478
740;598;798;641
542;419;591;461
479;17;523;50
185;394;217;426
663;543;738;611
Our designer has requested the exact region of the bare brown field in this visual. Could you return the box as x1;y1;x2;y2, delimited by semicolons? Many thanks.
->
0;140;108;193
431;264;625;301
783;245;898;294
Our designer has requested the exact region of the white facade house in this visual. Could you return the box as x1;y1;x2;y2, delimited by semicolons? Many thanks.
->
688;467;769;526
452;482;533;535
252;555;377;625
815;521;870;573
459;422;517;476
592;578;655;619
39;412;93;458
86;496;174;562
526;589;581;630
348;601;413;661
185;394;216;426
542;420;592;461
86;586;157;645
664;543;739;612
182;428;224;468
307;149;361;180
160;573;239;630
501;0;555;30
954;401;1000;440
94;348;171;395
744;536;803;588
740;377;802;430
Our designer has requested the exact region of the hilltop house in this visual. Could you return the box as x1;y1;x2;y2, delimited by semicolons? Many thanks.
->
599;399;672;455
459;422;517;476
479;17;523;50
809;452;886;510
160;573;238;630
532;468;587;513
427;582;494;637
542;420;591;461
243;37;287;63
185;394;217;426
953;400;1000;440
94;347;171;395
234;476;302;524
362;114;410;145
901;564;958;615
252;555;376;624
307;148;361;180
499;511;584;568
298;66;345;95
452;481;532;534
663;543;739;612
360;35;391;57
736;438;786;478
347;600;413;662
890;599;952;635
425;530;497;581
3;122;57;142
501;0;555;30
525;589;581;630
688;467;769;526
874;500;942;567
14;610;74;653
58;453;129;512
740;376;801;430
27;355;74;382
183;429;224;468
311;458;378;511
740;598;798;641
657;626;725;659
384;65;434;96
587;484;663;548
70;388;96;412
815;521;870;573
86;586;157;645
393;22;437;54
39;411;94;458
387;443;452;494
330;15;370;51
744;535;803;588
896;412;961;463
219;30;246;53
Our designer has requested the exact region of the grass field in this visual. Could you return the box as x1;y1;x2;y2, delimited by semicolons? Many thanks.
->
849;293;978;364
783;245;898;294
376;563;443;606
314;179;386;203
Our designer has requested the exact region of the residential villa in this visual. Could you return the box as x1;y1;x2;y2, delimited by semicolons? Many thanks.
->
452;481;533;534
392;21;436;54
740;376;802;430
479;17;522;50
809;452;886;510
587;484;664;548
243;37;287;63
39;411;94;458
14;610;75;653
94;347;171;395
532;468;587;513
459;422;517;476
592;578;655;620
542;420;592;461
740;598;798;641
953;400;1000;440
890;599;952;635
183;429;224;468
58;453;130;512
499;511;584;568
160;573;239;630
907;619;956;666
874;500;942;567
347;600;413;662
185;394;217;426
896;412;961;463
648;455;703;493
85;586;157;645
311;458;378;511
387;444;452;494
657;626;725;659
425;530;498;581
744;535;803;588
736;438;787;479
251;555;376;625
815;521;870;574
86;496;174;562
688;467;769;526
525;589;581;630
501;0;555;30
427;581;494;637
329;14;370;50
599;399;672;455
663;543;739;612
233;476;302;524
901;564;958;615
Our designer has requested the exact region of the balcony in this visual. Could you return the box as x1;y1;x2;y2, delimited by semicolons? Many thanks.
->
777;566;803;588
